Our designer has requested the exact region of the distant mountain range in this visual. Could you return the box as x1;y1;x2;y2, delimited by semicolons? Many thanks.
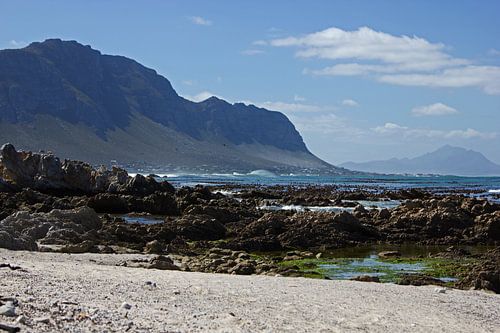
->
0;39;347;174
340;145;500;176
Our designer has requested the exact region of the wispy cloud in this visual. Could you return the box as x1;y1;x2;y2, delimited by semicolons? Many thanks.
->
379;66;500;95
373;122;496;139
489;48;500;56
252;40;268;46
411;103;458;117
189;16;212;26
241;49;265;56
247;101;328;113
8;40;26;48
342;99;359;107
294;95;306;102
270;26;500;95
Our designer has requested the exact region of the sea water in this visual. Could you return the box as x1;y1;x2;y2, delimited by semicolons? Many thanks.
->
149;172;500;202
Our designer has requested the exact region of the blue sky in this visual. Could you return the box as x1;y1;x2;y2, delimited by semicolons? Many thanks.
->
2;0;500;164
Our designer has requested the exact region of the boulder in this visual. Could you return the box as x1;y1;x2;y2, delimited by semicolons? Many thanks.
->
0;207;101;249
474;211;500;241
147;256;180;270
144;240;165;254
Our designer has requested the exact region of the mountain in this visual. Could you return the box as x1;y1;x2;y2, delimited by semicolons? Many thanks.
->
340;145;500;176
0;39;344;173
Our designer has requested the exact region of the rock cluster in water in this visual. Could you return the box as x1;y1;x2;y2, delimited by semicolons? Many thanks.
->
0;145;499;292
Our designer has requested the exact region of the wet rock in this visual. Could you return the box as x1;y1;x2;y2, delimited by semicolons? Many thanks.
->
351;275;380;283
397;274;445;287
457;247;500;293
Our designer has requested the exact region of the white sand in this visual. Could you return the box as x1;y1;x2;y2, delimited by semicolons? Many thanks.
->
1;249;499;332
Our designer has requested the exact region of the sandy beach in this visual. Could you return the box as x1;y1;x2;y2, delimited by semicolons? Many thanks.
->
1;249;499;332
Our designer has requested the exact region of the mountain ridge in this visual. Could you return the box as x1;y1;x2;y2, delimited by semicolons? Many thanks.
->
0;39;344;173
340;145;500;176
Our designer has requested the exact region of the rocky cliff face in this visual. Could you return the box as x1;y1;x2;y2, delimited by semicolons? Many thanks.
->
0;39;332;172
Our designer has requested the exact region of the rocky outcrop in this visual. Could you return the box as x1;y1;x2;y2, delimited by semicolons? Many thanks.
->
457;247;500;293
371;197;500;244
0;144;174;195
226;211;378;252
0;207;101;250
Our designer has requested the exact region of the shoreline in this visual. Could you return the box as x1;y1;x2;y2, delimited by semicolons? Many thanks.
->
1;249;500;332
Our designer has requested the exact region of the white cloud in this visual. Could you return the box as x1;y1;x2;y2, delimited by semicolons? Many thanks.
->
411;103;458;117
379;66;500;95
270;26;500;95
294;95;306;102
489;49;500;56
271;26;467;71
241;49;265;56
189;16;212;26
252;40;267;46
182;80;195;86
8;40;26;48
372;122;496;139
184;91;221;102
342;99;359;107
248;101;326;113
373;122;408;134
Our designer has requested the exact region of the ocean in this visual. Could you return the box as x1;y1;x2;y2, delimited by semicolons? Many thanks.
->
135;171;500;203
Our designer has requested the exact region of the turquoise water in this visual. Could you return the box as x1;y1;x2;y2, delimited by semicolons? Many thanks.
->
319;256;427;280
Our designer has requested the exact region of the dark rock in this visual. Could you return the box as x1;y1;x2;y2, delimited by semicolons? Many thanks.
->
397;274;445;287
144;240;165;254
351;275;380;283
147;255;180;270
0;144;175;195
164;215;226;241
0;207;101;249
88;194;130;213
457;247;500;293
474;211;500;241
228;262;255;275
60;240;99;253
